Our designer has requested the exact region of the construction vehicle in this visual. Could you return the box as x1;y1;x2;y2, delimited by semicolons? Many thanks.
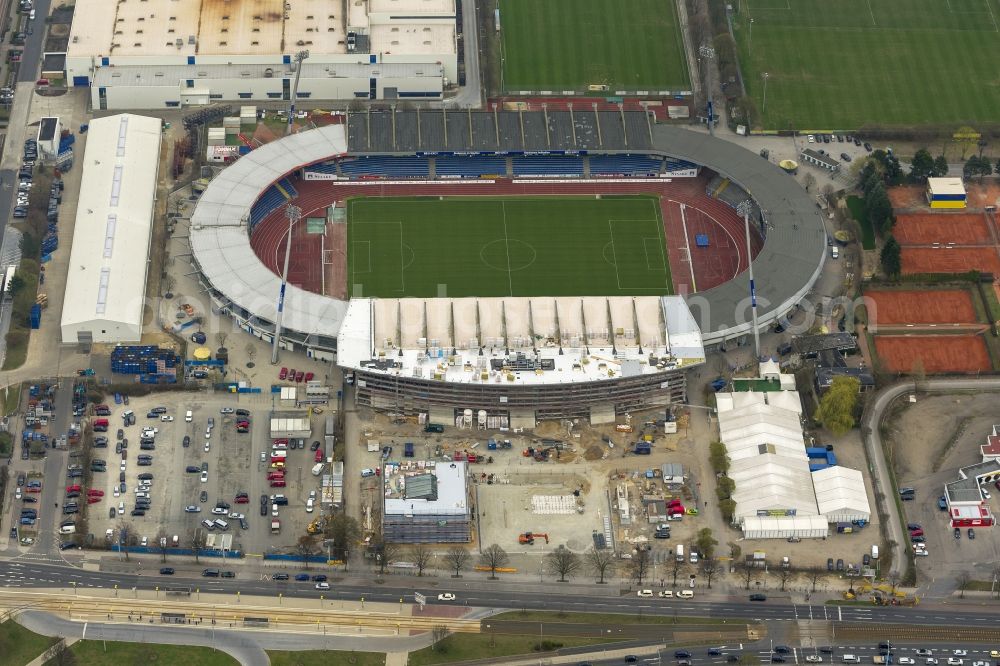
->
518;532;549;545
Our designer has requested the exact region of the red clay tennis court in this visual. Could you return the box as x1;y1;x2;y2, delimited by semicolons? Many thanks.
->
865;289;977;326
901;247;1000;275
874;335;991;373
893;213;992;246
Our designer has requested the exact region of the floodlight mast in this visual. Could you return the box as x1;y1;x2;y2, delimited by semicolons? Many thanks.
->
271;204;302;365
286;50;309;135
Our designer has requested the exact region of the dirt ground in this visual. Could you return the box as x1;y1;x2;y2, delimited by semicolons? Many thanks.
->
884;392;1000;593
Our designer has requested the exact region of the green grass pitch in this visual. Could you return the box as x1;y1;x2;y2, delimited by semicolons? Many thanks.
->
346;196;672;299
736;0;1000;129
498;0;689;92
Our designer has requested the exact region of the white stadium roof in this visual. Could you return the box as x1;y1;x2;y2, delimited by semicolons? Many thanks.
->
190;125;349;337
61;114;161;343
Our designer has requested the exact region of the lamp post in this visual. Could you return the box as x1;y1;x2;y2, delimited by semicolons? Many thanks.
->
761;72;770;115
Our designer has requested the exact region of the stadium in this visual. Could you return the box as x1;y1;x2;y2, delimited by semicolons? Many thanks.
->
189;109;826;422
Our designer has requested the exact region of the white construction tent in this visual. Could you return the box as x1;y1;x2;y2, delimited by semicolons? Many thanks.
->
741;515;829;540
60;114;162;343
812;466;872;524
716;372;872;539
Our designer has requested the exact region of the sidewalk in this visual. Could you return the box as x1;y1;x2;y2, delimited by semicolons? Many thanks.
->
25;637;77;666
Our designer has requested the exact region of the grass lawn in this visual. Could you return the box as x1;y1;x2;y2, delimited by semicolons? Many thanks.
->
347;195;672;298
846;195;876;250
734;0;1000;129
3;382;21;416
491;610;746;626
0;620;58;666
498;0;689;91
59;641;239;666
267;650;385;666
407;633;619;666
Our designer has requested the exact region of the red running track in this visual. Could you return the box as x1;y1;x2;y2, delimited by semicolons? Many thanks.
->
248;175;762;297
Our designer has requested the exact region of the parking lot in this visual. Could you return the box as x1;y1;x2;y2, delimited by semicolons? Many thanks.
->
82;392;331;559
888;392;1000;591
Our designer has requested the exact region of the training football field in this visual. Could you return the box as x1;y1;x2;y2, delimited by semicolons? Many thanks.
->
498;0;689;92
346;196;672;299
736;0;1000;128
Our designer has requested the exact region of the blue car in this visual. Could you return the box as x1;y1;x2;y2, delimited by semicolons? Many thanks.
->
311;574;328;582
938;496;948;510
295;573;310;581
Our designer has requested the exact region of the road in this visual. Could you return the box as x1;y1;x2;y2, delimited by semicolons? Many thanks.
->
861;377;1000;580
3;559;1000;630
444;0;481;108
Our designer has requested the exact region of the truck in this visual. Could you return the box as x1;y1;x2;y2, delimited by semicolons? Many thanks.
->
675;544;684;562
270;519;280;534
872;656;892;665
633;442;651;455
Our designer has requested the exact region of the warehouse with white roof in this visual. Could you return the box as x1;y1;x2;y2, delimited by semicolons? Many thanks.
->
60;114;162;344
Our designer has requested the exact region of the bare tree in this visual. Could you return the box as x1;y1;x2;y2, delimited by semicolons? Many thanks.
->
155;527;170;563
545;546;581;582
803;172;817;193
628;548;652;585
431;625;450;653
215;332;229;350
324;512;361;565
188;528;206;563
729;541;742;562
807;568;823;593
957;572;971;599
407;544;433;577
374;539;400;575
670;556;686;587
701;559;721;589
45;641;77;666
115;519;134;561
444;546;471;578
245;342;257;365
296;534;319;569
586;546;616;584
479;543;510;580
775;565;793;591
738;558;755;590
887;570;900;595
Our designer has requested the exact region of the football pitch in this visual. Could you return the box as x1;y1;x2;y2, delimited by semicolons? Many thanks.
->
346;196;672;298
736;0;1000;128
498;0;689;92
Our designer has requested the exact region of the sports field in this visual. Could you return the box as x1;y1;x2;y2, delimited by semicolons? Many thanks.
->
498;0;689;92
346;196;672;298
735;0;1000;128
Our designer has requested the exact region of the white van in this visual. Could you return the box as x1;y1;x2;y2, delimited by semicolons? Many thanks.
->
213;519;230;531
842;656;861;663
871;545;879;560
689;550;699;564
306;498;315;513
311;462;325;476
59;525;76;535
831;245;839;259
185;410;193;422
202;519;215;530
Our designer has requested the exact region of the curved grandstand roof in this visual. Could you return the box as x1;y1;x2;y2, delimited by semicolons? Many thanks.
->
651;126;826;341
189;117;825;347
189;125;349;335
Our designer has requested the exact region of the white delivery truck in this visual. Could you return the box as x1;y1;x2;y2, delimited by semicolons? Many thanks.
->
675;544;685;562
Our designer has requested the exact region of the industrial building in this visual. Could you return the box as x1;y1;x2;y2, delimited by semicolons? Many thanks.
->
716;363;870;539
336;295;706;422
60;114;162;344
64;0;457;108
382;460;471;543
943;460;999;528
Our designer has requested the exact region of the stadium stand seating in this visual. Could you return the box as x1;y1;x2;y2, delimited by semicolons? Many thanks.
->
303;162;339;176
339;155;429;178
588;154;664;176
435;155;507;177
511;156;584;176
663;158;698;173
249;185;287;230
276;177;298;199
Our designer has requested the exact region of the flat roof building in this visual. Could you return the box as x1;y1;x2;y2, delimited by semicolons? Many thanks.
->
382;460;470;543
927;177;967;209
60;114;161;344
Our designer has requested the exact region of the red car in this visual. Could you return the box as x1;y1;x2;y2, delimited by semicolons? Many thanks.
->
287;368;296;382
25;485;41;493
66;484;81;493
304;372;314;382
267;471;285;480
910;528;924;537
270;480;286;487
294;371;304;383
314;449;324;463
273;438;289;446
87;489;105;496
279;367;288;380
87;496;102;504
235;495;249;504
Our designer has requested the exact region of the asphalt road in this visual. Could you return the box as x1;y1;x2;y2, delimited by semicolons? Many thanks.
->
3;559;1000;630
